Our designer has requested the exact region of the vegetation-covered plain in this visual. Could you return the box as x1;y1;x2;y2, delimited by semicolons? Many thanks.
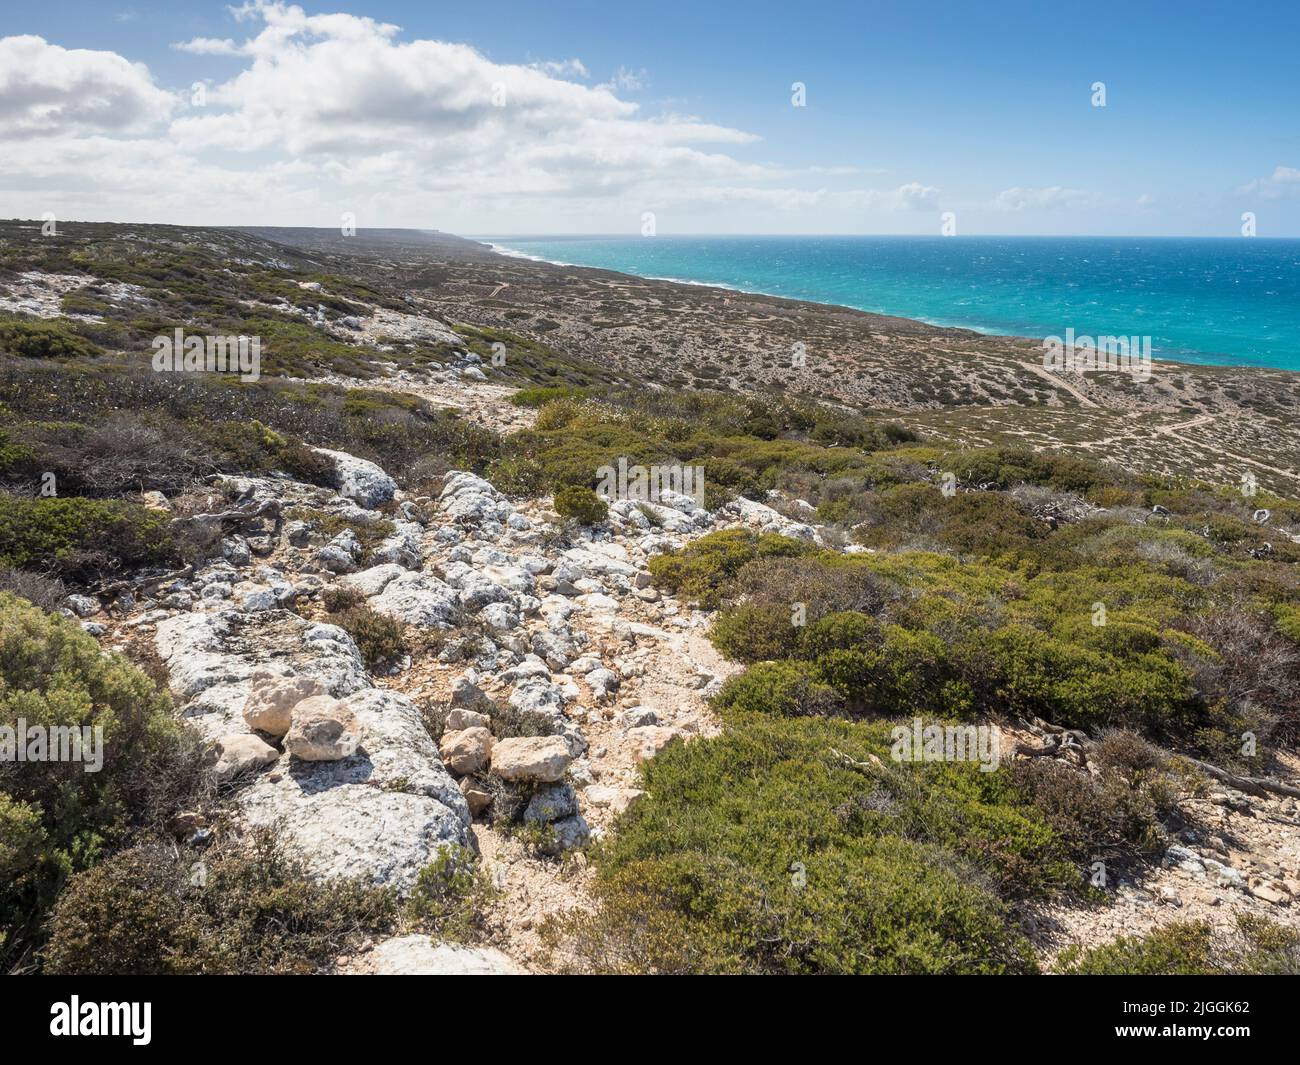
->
3;221;1299;975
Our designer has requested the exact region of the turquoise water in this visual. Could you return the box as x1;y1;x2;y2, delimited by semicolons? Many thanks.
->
482;236;1300;371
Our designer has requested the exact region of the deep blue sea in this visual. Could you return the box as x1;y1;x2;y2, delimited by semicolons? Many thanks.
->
482;236;1300;372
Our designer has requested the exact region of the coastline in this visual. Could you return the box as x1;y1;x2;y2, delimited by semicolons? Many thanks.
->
480;237;1293;374
483;239;1013;336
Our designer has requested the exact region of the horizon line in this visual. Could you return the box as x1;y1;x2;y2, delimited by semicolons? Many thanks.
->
5;220;1299;240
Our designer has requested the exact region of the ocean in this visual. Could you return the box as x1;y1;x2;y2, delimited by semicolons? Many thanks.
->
482;235;1300;372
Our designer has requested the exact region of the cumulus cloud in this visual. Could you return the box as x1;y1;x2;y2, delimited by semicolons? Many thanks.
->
172;37;242;56
991;185;1100;212
846;182;941;211
159;1;772;216
598;67;648;93
0;2;932;231
530;58;589;79
1237;166;1300;200
0;35;176;137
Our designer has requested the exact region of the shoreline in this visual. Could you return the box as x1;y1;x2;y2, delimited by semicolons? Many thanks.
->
481;238;1285;376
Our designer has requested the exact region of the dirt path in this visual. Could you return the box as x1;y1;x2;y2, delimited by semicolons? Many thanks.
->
1016;361;1099;408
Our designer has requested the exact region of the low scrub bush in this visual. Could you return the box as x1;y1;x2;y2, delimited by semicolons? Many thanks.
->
336;605;406;669
655;527;1263;753
0;566;66;612
1054;916;1300;975
0;495;183;580
647;530;814;609
405;844;495;941
0;360;500;487
544;712;1063;974
510;385;588;407
42;831;396;975
553;485;609;525
0;593;207;969
712;660;844;717
0;317;103;360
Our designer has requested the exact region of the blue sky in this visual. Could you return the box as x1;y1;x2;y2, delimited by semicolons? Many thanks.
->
2;0;1298;234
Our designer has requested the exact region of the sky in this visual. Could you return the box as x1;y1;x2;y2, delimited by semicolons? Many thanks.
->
1;0;1298;236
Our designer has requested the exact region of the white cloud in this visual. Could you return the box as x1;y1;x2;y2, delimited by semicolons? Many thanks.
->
846;182;941;211
598;66;647;93
1237;166;1300;200
0;3;935;231
172;37;242;56
895;182;941;211
991;185;1100;212
530;58;589;79
0;35;176;138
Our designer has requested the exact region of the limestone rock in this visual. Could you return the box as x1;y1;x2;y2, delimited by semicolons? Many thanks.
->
285;695;360;761
446;707;491;731
337;935;526;975
243;673;326;738
317;529;362;574
156;609;470;890
438;726;494;776
491;736;573;782
538;813;590;855
63;594;99;618
459;777;492;817
523;782;578;824
339;563;406;597
214;733;280;779
314;447;397;509
368;571;460;629
626;725;682;762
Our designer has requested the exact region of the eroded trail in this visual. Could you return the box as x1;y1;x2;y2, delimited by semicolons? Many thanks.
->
371;488;755;968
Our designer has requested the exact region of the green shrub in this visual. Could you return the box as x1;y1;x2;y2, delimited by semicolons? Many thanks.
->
712;660;843;717
0;317;104;360
42;831;396;974
0;593;206;969
797;610;880;658
709;603;804;662
1055;921;1217;975
487;386;922;505
984;624;1197;735
647;530;814;609
0;495;181;579
545;712;1055;974
406;844;495;941
553;485;609;525
816;626;966;717
510;385;588;407
336;605;406;669
945;445;1120;495
0;426;35;475
677;532;1245;751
